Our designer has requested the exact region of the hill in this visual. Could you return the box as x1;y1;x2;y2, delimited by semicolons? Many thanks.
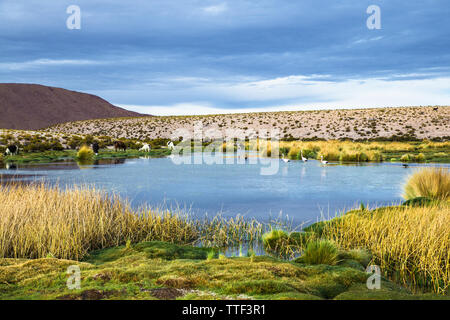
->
46;106;450;141
0;83;146;130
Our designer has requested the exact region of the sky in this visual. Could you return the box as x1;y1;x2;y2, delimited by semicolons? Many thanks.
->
0;0;449;115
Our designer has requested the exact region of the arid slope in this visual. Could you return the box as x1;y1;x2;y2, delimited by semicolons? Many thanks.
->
0;83;146;130
46;106;450;140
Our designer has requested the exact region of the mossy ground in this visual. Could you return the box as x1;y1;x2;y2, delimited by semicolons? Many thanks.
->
1;241;448;300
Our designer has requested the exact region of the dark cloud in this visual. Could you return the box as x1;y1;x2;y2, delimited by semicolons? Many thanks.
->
0;0;449;112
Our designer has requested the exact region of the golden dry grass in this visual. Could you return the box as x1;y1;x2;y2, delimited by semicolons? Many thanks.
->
323;204;450;294
0;183;262;260
279;140;450;161
403;167;450;200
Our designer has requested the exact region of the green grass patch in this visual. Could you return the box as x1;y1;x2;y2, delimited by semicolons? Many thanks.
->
2;241;447;300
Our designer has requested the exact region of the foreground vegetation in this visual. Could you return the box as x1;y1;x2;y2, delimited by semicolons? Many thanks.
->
0;183;262;260
0;167;449;299
2;241;447;300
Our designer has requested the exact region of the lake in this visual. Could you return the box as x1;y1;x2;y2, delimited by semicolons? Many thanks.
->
1;155;448;225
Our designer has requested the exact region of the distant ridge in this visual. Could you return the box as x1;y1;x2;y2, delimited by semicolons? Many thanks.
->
0;83;147;130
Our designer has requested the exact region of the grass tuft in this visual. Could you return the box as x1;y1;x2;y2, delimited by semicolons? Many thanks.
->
403;167;450;200
296;240;339;266
323;204;450;294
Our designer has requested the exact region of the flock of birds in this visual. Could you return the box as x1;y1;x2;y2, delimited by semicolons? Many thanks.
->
281;150;327;164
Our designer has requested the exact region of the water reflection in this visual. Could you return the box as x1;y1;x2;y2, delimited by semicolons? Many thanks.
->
0;157;448;224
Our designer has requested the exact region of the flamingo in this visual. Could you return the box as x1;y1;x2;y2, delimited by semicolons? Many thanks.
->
301;150;308;162
320;156;328;165
237;144;245;159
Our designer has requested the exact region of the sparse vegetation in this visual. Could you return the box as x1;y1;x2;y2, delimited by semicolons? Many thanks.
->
44;106;450;142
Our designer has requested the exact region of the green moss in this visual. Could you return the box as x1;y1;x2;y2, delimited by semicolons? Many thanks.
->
262;229;289;249
302;221;328;236
337;249;372;268
402;196;435;207
224;280;292;295
84;241;212;264
265;292;323;300
0;241;447;300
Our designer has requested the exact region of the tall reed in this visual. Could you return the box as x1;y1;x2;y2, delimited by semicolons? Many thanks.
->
323;204;450;294
0;183;262;260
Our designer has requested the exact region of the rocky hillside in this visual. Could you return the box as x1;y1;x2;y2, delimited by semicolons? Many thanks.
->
46;106;450;141
0;83;146;130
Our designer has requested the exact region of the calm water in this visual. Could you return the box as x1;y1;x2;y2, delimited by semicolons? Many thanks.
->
1;156;448;225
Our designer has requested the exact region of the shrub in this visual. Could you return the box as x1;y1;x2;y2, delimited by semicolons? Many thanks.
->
288;147;299;160
296;240;339;265
262;229;289;249
68;136;83;149
433;152;447;158
415;153;426;162
403;167;450;200
77;145;94;161
400;154;411;162
301;149;317;159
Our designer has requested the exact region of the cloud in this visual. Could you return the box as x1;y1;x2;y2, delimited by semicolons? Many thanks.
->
117;74;450;115
0;59;105;70
0;0;449;112
202;3;228;15
352;36;384;45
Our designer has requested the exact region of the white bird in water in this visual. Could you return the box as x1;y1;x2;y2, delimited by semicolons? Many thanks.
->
301;150;308;162
320;156;328;165
282;155;290;163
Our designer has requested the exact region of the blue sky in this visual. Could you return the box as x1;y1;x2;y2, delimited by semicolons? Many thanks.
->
1;0;449;115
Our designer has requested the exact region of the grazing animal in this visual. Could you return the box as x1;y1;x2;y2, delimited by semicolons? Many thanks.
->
4;145;18;156
92;142;100;155
433;107;439;111
301;150;308;162
114;141;127;152
5;163;17;170
320;156;328;165
139;143;151;152
167;141;175;150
